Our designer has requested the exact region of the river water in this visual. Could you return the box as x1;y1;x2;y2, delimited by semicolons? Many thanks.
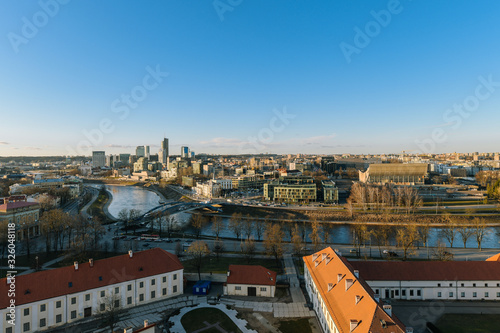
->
102;184;500;249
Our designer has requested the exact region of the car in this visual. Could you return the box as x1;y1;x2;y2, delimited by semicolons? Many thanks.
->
387;251;398;257
383;250;389;254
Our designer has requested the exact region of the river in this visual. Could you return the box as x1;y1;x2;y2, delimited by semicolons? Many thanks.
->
101;184;500;249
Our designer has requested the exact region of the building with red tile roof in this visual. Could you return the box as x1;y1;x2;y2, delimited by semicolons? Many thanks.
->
304;247;409;333
224;265;277;297
1;248;183;333
0;196;40;240
350;260;500;302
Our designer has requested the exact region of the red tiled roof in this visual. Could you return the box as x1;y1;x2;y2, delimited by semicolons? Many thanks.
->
0;201;39;212
350;260;500;281
304;248;406;333
0;248;183;308
226;265;277;286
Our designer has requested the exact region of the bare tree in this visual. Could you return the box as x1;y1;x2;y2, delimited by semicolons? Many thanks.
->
242;215;254;240
309;219;321;251
211;216;223;240
190;213;206;239
254;218;265;241
432;240;454;261
242;238;256;263
96;293;122;333
440;214;457;248
472;217;489;251
187;240;211;280
352;223;370;257
291;224;303;256
396;223;419;260
456;219;474;248
228;212;243;241
264;223;284;266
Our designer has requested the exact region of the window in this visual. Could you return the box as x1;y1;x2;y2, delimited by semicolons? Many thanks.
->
115;287;119;294
437;283;441;287
375;289;379;295
497;283;500;287
68;282;72;288
485;283;488;287
151;279;156;286
56;300;62;308
461;283;464;287
173;274;177;280
139;294;144;302
163;288;167;296
6;328;12;333
100;291;105;298
473;292;477;297
71;297;76;305
260;287;267;292
40;304;46;312
100;303;105;311
235;286;241;291
114;300;120;308
395;290;399;297
449;283;453;287
71;310;77;319
139;282;144;288
128;284;132;291
410;290;414;297
163;276;167;283
437;292;442;297
449;292;453;297
173;285;178;293
473;283;476;287
461;292;465;297
151;291;156;299
23;308;29;316
497;292;500;297
485;292;489;298
417;290;421;297
85;294;90;301
402;290;406;297
56;314;62;323
40;318;46;327
127;296;132;305
23;323;30;332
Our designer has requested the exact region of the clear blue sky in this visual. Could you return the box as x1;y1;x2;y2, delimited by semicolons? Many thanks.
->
1;0;500;156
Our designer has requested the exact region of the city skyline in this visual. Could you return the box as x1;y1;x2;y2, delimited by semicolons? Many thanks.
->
1;1;500;157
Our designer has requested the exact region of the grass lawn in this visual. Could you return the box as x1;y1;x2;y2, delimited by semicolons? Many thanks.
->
279;318;313;333
181;308;242;333
182;256;283;274
436;314;500;333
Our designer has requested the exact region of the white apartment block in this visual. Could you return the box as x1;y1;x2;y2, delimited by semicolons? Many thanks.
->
1;248;183;333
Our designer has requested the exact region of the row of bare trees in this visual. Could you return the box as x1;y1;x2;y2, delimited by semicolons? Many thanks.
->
348;183;423;214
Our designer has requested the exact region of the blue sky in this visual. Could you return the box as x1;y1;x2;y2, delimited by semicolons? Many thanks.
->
1;0;500;156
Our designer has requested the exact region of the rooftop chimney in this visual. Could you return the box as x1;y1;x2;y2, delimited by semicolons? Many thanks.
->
350;319;359;332
337;274;343;283
353;270;359;278
227;271;230;277
144;319;149;327
128;250;133;258
383;304;392;317
124;327;133;333
74;261;78;271
89;259;93;267
345;279;353;291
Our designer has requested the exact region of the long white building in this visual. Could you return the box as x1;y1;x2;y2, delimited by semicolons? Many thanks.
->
1;248;183;333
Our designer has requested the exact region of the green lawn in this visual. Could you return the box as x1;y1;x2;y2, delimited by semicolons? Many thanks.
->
182;256;283;274
436;314;500;333
181;308;242;333
279;318;313;333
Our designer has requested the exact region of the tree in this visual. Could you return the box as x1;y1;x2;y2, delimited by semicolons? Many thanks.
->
212;239;225;261
166;215;177;237
187;241;211;280
472;217;489;251
456;220;474;248
309;219;321;251
190;213;206;239
264;223;284;266
254;219;265;241
96;293;121;333
211;216;223;240
417;221;431;250
372;224;392;257
396;223;419;260
242;215;254;240
242;238;256;263
440;214;457;248
291;224;303;256
321;222;331;245
228;212;243;240
432;240;454;261
394;186;422;215
351;223;370;257
175;242;182;257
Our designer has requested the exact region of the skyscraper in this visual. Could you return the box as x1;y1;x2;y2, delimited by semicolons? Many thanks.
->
136;146;145;157
92;151;106;168
181;146;189;158
159;138;169;165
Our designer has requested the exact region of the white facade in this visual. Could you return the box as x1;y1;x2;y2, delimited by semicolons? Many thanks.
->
1;270;183;333
224;284;275;297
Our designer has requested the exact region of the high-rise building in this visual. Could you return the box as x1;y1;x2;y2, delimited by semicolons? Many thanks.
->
136;146;145;157
159;138;169;165
145;145;150;159
181;146;189;158
92;151;105;168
